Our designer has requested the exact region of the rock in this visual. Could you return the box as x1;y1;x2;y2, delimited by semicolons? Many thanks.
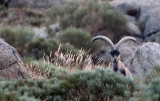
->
48;23;60;37
142;7;160;38
145;32;160;43
125;15;137;24
34;27;48;38
128;42;160;82
110;0;142;37
92;42;137;66
0;38;29;80
126;22;142;37
137;0;160;15
110;0;140;19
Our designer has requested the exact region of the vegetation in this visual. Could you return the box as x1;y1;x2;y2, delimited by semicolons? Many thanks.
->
0;26;34;54
0;0;159;101
0;64;136;101
28;38;59;58
1;60;160;101
0;0;128;58
0;5;7;12
0;8;48;26
57;27;103;53
130;65;160;101
47;0;127;36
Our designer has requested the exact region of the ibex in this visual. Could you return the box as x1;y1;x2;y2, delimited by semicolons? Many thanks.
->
92;35;136;79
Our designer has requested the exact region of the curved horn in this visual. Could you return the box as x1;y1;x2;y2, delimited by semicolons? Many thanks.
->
116;36;136;50
92;35;115;50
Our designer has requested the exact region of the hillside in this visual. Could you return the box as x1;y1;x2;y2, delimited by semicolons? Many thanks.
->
0;0;160;101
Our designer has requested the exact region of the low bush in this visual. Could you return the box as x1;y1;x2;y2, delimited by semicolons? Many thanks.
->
47;0;127;35
28;17;46;27
0;5;7;13
25;8;44;18
0;8;49;26
0;26;34;54
57;27;103;53
130;65;160;101
145;65;160;84
0;67;135;101
28;38;59;59
27;37;87;60
60;68;135;100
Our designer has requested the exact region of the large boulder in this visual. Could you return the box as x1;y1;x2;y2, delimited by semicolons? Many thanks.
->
34;27;48;38
110;0;160;40
128;42;160;82
142;7;160;38
145;32;160;43
110;0;142;37
110;0;140;19
0;38;29;80
126;22;142;37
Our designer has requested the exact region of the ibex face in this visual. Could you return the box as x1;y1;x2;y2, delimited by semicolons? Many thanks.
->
110;50;120;61
92;35;136;79
110;50;120;72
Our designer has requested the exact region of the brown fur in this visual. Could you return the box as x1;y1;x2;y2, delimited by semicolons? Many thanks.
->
112;56;133;79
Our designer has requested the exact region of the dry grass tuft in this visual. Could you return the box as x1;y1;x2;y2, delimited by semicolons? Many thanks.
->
45;45;94;71
25;64;43;79
25;45;108;79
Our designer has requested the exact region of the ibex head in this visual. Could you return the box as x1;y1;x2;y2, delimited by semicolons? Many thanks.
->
92;35;136;62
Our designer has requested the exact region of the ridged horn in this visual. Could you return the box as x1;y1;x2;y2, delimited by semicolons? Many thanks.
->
92;35;115;50
116;36;136;50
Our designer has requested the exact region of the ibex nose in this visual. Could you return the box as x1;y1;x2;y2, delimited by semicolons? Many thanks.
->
113;57;118;62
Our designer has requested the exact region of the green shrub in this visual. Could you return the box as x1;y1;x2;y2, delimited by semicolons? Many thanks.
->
29;61;68;79
47;0;127;35
131;77;160;101
22;57;35;64
61;68;135;100
143;66;160;101
0;65;136;101
25;8;49;27
25;8;44;18
28;37;86;59
60;43;79;54
19;96;38;101
28;17;46;27
28;38;59;58
130;65;160;101
145;65;160;84
0;26;34;54
0;91;19;101
57;27;103;53
0;5;7;13
102;9;127;33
